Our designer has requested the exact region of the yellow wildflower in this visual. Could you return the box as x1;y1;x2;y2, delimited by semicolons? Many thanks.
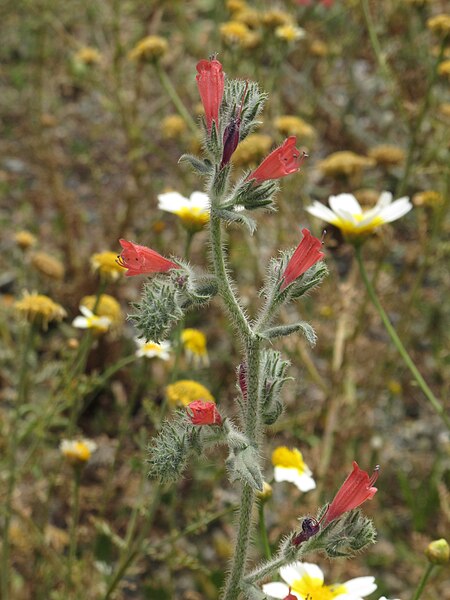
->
220;21;260;49
388;380;402;395
161;114;187;139
438;102;450;118
90;251;126;281
81;294;123;330
274;115;315;139
60;439;97;466
427;14;450;37
413;190;443;207
318;151;375;178
14;230;36;250
231;133;272;167
128;36;168;62
31;252;65;280
262;10;294;28
14;292;66;330
234;8;261;28
438;59;450;78
368;144;405;167
275;24;305;42
74;47;102;66
166;380;214;407
226;0;248;13
181;328;209;367
308;39;329;57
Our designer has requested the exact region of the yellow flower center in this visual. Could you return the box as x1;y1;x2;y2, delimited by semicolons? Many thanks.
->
334;213;384;235
142;342;164;353
181;329;207;356
65;442;92;462
291;575;346;600
271;447;307;473
85;315;110;332
174;206;210;230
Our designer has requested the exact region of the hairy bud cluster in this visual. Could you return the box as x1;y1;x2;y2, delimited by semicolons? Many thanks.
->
259;350;291;425
291;509;377;560
129;279;185;343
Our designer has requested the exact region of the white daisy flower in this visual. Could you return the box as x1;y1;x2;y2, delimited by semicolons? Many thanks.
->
157;191;210;231
72;306;111;333
60;438;97;465
262;561;377;599
271;447;316;492
306;192;412;238
135;338;171;360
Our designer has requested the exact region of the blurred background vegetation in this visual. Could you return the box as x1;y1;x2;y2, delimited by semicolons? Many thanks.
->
0;0;449;598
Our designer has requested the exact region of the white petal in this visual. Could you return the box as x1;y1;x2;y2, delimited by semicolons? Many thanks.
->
305;201;339;224
379;197;412;223
262;582;291;599
157;191;188;213
375;191;393;208
274;467;316;491
79;305;93;318
280;562;324;586
189;191;210;209
329;193;362;215
342;576;377;597
72;317;88;328
293;472;316;492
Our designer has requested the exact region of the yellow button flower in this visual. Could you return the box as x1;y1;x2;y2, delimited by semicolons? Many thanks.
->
14;292;66;330
318;151;375;178
271;446;316;492
181;328;209;367
14;230;36;250
128;35;168;62
31;252;65;280
166;380;214;407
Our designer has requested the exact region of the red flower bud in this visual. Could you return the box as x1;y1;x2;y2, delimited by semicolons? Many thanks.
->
238;362;248;401
247;137;306;184
280;228;324;290
187;400;222;426
117;239;179;277
196;57;225;132
322;462;379;526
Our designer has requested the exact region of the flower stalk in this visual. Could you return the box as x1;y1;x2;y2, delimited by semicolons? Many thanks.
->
355;246;450;429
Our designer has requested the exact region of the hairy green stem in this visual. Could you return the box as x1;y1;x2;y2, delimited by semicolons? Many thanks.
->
411;563;435;600
355;246;449;429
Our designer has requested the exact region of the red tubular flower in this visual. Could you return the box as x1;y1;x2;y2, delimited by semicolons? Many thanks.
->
196;57;225;132
247;137;306;184
281;228;324;290
187;400;222;426
117;239;179;277
322;461;380;526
